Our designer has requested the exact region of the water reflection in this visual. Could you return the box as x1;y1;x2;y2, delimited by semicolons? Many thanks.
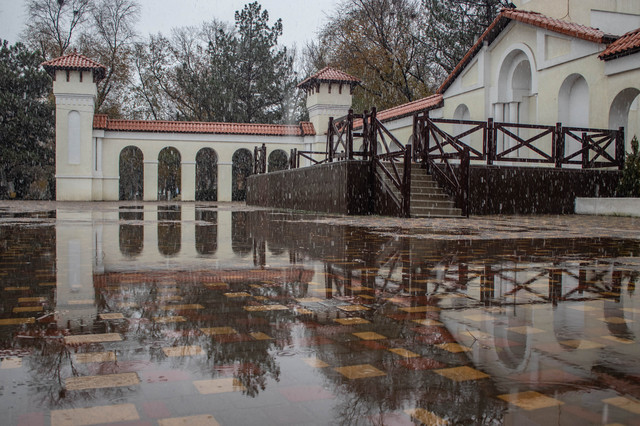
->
1;206;640;424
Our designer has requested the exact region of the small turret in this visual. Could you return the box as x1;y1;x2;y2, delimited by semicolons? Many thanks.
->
297;67;361;134
42;52;106;200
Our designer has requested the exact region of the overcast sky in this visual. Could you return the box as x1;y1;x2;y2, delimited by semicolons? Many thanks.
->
0;0;341;50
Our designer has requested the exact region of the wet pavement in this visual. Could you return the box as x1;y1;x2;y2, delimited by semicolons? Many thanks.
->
1;201;640;425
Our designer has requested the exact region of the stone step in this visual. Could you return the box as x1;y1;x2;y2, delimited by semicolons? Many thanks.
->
411;199;457;209
411;207;463;218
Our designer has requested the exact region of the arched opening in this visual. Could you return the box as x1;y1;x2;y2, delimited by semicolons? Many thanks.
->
158;147;181;201
496;49;534;155
268;150;288;172
232;149;253;201
558;74;589;158
195;209;217;255
119;146;143;201
196;148;218;201
158;205;181;257
609;88;640;150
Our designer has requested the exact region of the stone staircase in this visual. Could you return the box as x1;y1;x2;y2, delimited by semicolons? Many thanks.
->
379;164;463;218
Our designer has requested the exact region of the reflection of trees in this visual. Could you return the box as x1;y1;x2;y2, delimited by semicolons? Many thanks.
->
232;212;252;256
195;209;217;255
119;206;143;257
119;146;143;200
157;205;181;257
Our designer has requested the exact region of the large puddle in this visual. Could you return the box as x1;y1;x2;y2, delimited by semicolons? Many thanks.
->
1;203;639;425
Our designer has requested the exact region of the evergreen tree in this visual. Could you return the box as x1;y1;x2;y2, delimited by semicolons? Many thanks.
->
0;40;55;199
617;136;640;197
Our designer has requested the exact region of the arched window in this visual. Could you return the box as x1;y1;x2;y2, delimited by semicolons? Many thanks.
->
558;74;589;158
609;88;640;150
196;148;218;201
453;104;472;146
119;146;143;201
268;150;288;172
158;147;181;201
232;149;253;201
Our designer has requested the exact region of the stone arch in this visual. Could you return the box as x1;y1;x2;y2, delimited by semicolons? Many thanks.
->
195;148;218;201
232;149;253;201
119;146;144;201
558;74;589;158
268;149;288;172
609;88;640;149
158;147;181;201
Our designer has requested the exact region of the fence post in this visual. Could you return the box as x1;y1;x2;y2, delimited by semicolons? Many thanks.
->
327;117;334;163
289;149;295;169
347;109;354;160
487;118;494;165
362;110;369;161
253;146;259;174
261;143;267;174
554;122;563;168
581;132;589;169
402;144;412;218
460;147;470;218
616;127;625;170
424;112;430;172
371;107;378;158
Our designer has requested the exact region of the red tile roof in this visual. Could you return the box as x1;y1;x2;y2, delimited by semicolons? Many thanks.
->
93;114;315;136
352;94;443;128
599;28;640;60
297;67;361;89
437;8;615;95
41;52;106;80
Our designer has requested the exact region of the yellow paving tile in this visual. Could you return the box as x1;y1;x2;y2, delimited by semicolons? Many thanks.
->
294;307;314;314
560;339;605;350
199;327;237;335
74;352;116;364
622;307;640;314
412;319;443;326
463;313;494;322
154;316;186;323
163;345;204;357
68;300;95;305
224;292;251;298
13;306;43;313
597;317;633;324
18;297;47;303
600;335;635;344
193;378;246;394
117;302;139;308
303;358;329;368
158;414;220;426
243;304;289;312
158;304;204;311
358;294;375;300
567;305;600;312
64;333;122;345
65;372;140;390
0;357;22;369
353;331;386;340
253;296;269;301
388;348;420;358
250;332;272;340
436;343;472;353
51;403;139;426
338;304;370;312
0;317;35;325
498;391;564;410
506;326;546;335
400;306;441;313
99;313;124;320
434;366;489;382
348;286;372;291
334;364;386;379
603;396;640;414
334;317;370;325
405;408;449;425
4;287;29;291
39;282;57;287
204;283;229;289
296;297;324;303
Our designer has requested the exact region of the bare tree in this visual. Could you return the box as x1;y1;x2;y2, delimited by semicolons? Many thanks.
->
23;0;93;60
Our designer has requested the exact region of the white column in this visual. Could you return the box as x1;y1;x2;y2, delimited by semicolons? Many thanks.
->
181;161;196;201
218;162;233;201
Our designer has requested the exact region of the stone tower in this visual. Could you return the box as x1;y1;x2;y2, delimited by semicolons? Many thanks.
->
42;52;106;201
297;67;361;137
